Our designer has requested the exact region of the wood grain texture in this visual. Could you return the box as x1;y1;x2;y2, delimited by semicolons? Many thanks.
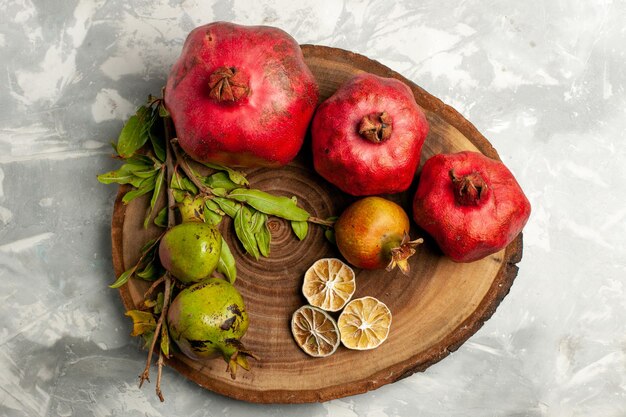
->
110;45;523;403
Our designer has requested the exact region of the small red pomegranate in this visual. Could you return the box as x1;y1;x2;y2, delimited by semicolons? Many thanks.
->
311;73;429;196
334;197;423;274
412;151;531;262
165;22;319;167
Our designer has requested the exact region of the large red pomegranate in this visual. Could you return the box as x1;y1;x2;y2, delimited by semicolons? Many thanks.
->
311;73;429;196
164;22;319;167
412;151;531;262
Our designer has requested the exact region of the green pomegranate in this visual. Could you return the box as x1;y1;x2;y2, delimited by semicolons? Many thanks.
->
334;197;423;274
159;222;222;284
167;278;257;378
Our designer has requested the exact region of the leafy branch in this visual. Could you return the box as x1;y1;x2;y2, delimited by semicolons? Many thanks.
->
97;93;336;401
98;96;335;252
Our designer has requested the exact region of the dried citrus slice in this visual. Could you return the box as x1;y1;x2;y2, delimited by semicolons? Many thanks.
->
291;305;340;358
337;296;392;350
302;258;356;312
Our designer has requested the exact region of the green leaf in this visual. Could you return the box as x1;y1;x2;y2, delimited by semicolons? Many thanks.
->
158;103;170;118
126;154;155;167
150;131;166;162
109;267;134;288
202;172;239;192
122;179;155;204
128;167;158;179
169;171;184;190
291;221;308;241
325;228;336;245
250;211;267;234
205;199;225;216
144;291;164;313
256;221;271;257
160;324;170;356
203;208;223;226
125;310;156;336
136;260;156;280
213;197;241;218
151;168;165;207
143;297;156;310
202;162;249;186
142;331;155;350
125;156;161;179
234;206;260;260
172;189;186;203
117;106;155;158
144;168;165;228
228;189;310;221
250;212;269;257
124;156;160;179
217;239;237;284
97;164;143;187
210;187;228;197
170;170;198;194
153;292;164;315
154;207;167;228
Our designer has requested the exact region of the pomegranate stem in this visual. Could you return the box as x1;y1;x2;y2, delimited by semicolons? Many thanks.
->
449;170;488;206
387;233;423;275
359;111;393;143
208;66;249;102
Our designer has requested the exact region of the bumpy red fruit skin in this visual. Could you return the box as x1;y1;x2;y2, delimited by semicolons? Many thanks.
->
412;151;531;263
311;73;429;196
165;22;319;167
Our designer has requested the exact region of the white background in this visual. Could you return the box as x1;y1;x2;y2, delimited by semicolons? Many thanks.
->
0;1;624;416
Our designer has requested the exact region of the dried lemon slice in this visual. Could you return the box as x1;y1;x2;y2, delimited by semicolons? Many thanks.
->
302;258;356;312
291;305;340;358
338;296;392;350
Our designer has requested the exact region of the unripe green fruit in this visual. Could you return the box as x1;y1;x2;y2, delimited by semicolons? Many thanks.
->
158;222;222;284
167;278;250;364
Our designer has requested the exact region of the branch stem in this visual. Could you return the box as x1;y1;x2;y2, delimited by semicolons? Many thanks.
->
143;275;165;300
156;351;165;402
171;142;215;197
154;275;171;401
164;119;178;228
138;113;177;401
307;216;335;227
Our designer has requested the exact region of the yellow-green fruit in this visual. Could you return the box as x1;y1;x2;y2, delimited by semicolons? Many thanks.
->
334;196;422;274
167;278;249;362
158;222;222;284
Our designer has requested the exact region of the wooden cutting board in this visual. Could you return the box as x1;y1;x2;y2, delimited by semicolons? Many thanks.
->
110;45;523;403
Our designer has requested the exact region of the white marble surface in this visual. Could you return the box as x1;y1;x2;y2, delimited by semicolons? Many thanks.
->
1;0;625;416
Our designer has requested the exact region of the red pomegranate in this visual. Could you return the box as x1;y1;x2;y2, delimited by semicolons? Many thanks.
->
311;73;429;196
164;22;319;167
412;151;531;262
